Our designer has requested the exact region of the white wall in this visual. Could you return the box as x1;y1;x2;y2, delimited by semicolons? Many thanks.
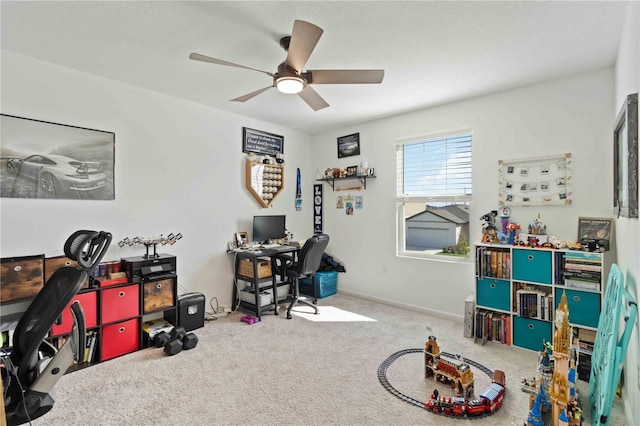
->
311;67;615;319
0;50;314;309
614;2;640;424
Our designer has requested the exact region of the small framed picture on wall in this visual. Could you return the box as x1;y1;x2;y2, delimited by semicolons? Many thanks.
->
337;133;360;158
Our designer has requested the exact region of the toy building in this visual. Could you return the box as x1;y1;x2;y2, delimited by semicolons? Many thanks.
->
424;335;475;398
526;290;582;426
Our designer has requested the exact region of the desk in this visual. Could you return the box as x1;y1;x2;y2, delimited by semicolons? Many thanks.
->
231;246;299;319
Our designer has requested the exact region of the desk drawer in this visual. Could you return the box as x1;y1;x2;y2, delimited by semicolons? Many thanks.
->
101;318;140;361
476;278;510;311
51;291;98;336
143;277;175;313
101;284;139;324
512;249;552;284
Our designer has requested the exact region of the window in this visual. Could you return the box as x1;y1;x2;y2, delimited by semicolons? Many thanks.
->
396;131;472;258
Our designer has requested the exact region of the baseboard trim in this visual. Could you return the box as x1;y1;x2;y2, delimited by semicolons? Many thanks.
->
338;289;463;323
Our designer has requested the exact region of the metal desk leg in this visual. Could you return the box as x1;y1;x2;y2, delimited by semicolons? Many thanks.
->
253;259;261;319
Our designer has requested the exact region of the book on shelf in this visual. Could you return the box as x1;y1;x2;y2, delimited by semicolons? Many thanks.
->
474;309;487;345
473;308;510;346
83;331;99;363
503;252;511;279
88;331;97;362
563;251;602;262
564;262;602;272
490;251;498;277
578;328;597;344
564;279;600;291
475;246;511;279
516;288;552;320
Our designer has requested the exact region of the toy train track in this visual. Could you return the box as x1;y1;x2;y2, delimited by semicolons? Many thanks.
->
377;348;501;419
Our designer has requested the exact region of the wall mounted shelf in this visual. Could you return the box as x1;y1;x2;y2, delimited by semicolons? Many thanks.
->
316;175;376;191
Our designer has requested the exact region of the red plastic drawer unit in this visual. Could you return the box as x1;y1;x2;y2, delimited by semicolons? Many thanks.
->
100;318;140;361
100;283;139;324
51;291;98;336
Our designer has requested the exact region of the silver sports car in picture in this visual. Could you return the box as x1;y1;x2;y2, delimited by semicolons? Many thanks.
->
7;154;107;198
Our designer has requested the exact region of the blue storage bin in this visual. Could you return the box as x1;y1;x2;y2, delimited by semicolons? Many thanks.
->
299;271;338;298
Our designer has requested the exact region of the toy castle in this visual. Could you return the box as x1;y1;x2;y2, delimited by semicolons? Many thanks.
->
526;290;582;426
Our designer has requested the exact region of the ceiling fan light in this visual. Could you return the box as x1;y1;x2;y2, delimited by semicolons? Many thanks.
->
276;77;304;94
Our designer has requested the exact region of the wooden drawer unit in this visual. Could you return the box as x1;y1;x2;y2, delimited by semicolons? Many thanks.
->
51;291;98;336
476;278;510;311
45;255;89;289
100;318;140;361
143;277;176;314
512;249;552;284
101;283;139;324
513;316;552;352
555;288;601;328
0;254;44;303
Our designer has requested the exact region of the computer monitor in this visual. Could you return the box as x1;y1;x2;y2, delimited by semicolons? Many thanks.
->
252;215;286;243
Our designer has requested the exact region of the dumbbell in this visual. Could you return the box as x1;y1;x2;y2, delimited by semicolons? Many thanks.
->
240;315;259;325
163;326;199;356
153;331;171;348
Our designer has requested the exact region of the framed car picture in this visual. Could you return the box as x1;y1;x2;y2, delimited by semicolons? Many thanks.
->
337;133;360;158
1;114;115;200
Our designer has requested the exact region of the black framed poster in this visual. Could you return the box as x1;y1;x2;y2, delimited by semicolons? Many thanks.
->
337;133;360;158
242;127;284;156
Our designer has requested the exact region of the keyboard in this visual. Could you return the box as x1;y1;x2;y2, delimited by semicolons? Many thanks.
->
260;243;281;249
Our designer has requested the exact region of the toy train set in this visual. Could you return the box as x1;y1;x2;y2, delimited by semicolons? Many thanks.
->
378;346;506;420
424;370;506;417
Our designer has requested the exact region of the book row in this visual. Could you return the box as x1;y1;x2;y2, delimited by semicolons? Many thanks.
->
515;289;553;321
475;247;511;279
474;309;511;346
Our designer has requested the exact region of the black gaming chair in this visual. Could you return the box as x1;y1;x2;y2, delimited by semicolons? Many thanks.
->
281;234;330;319
3;230;111;425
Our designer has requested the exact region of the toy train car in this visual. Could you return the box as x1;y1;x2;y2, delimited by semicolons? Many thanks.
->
425;370;506;418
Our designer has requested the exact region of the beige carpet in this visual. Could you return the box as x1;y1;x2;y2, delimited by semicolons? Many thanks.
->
31;293;625;425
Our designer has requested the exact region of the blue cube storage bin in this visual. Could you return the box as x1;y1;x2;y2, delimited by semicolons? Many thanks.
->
299;271;338;298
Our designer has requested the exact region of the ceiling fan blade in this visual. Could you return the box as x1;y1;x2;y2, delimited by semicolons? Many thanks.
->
298;86;329;111
231;86;274;103
285;20;323;73
189;53;274;77
304;69;385;84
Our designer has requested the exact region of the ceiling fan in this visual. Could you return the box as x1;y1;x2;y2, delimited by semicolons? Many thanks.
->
189;20;384;111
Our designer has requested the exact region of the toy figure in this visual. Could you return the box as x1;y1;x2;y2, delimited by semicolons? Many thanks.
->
480;210;499;243
506;223;521;245
499;206;511;233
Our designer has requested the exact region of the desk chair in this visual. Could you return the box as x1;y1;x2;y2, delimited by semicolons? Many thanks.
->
280;234;329;319
3;230;111;425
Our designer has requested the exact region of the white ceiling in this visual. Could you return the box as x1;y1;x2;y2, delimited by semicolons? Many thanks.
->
0;1;628;135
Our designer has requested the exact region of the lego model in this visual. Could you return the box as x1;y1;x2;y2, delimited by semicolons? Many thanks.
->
424;369;506;417
424;335;475;398
525;290;582;426
423;335;506;418
480;210;499;243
